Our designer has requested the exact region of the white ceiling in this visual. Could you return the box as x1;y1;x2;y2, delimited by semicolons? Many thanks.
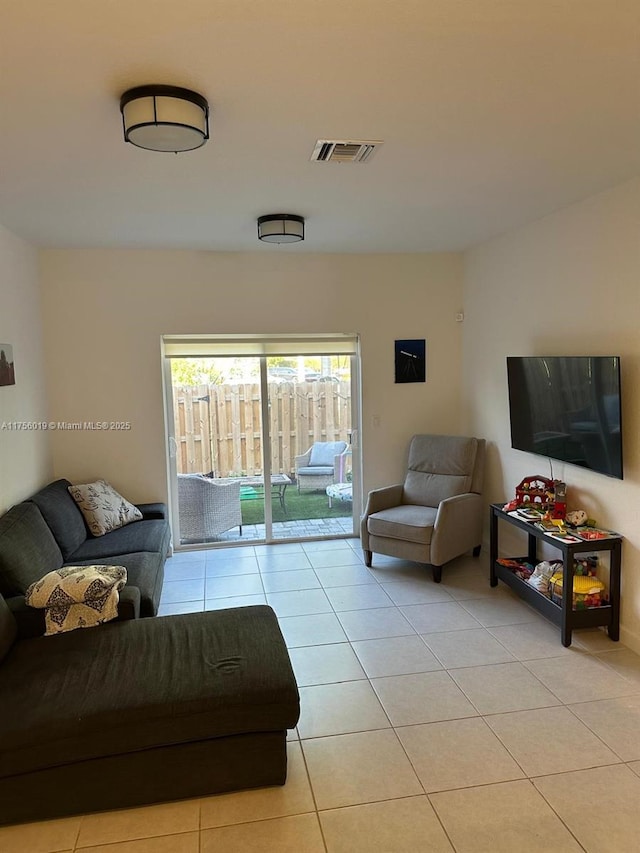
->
1;0;638;252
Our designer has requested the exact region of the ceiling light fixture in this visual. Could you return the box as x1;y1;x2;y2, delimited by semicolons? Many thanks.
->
257;214;305;244
119;85;209;153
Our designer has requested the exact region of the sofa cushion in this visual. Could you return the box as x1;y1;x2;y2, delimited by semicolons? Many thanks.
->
0;606;300;780
296;466;334;477
30;479;87;559
0;502;64;597
135;502;167;521
68;480;143;537
308;441;345;467
68;519;169;561
0;594;17;662
367;505;437;545
65;550;166;617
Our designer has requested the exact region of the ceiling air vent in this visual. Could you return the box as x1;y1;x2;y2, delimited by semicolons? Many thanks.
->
310;139;383;163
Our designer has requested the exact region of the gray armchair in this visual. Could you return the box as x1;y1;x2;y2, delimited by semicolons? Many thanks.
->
361;434;485;582
295;441;349;492
177;474;242;543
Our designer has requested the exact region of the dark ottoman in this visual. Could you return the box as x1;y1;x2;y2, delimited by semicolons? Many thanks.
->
0;603;300;825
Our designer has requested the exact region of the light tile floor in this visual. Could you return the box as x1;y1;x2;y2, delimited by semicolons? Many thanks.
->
4;541;640;852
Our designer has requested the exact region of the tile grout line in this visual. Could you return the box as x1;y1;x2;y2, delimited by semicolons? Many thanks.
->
531;776;591;853
563;701;634;764
72;815;83;852
292;552;631;833
157;544;640;850
296;737;330;853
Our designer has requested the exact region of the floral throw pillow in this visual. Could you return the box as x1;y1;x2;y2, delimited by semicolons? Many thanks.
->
68;479;142;537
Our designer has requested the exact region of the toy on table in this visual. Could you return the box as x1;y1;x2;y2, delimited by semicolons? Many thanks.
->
549;573;606;609
507;475;568;521
565;509;588;528
551;481;567;520
574;555;598;576
515;475;555;509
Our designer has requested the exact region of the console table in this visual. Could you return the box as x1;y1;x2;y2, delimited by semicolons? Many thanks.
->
489;503;621;647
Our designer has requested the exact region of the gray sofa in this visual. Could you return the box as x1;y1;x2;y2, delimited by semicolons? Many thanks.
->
0;596;300;825
0;478;170;625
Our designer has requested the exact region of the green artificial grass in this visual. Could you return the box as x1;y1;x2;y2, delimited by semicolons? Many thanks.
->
240;487;351;525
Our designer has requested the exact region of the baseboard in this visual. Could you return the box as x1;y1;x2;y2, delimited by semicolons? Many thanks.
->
619;625;640;655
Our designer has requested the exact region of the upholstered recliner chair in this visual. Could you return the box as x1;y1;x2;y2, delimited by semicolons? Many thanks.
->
361;434;485;583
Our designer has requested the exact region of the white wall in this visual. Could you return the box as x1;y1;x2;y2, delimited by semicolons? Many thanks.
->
0;225;51;512
463;178;640;651
39;250;463;504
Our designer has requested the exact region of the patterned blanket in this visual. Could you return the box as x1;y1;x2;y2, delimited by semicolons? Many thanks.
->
25;565;127;635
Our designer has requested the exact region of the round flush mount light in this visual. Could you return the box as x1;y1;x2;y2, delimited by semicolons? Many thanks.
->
120;85;209;152
257;214;305;244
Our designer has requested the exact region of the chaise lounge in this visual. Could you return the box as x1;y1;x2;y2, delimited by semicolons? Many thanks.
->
0;597;300;826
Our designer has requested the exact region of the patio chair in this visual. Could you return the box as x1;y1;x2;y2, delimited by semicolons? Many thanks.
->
295;441;349;492
177;474;243;543
360;434;485;582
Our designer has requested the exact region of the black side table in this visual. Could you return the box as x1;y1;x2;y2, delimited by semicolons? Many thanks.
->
489;503;621;647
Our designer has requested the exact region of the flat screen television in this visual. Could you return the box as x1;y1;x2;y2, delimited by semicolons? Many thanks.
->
507;356;623;480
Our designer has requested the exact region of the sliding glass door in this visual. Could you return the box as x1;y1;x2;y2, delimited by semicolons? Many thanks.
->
163;335;360;549
265;354;355;541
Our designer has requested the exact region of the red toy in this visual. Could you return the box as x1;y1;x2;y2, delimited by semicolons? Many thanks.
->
515;475;555;509
551;481;567;520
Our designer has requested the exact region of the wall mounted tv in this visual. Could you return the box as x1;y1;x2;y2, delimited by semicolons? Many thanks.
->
507;356;623;480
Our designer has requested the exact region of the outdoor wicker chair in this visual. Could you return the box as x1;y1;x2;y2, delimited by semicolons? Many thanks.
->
177;474;242;542
294;441;349;492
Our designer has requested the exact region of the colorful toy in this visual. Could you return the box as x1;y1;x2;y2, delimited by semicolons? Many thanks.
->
515;475;555;509
551;481;567;520
549;573;605;609
576;528;609;541
497;558;534;580
574;555;598;576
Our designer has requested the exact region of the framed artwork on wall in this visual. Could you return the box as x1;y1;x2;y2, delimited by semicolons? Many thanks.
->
0;343;15;386
395;339;426;383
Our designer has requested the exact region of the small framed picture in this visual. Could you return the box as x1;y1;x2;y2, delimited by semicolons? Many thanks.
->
0;344;15;386
395;339;426;383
